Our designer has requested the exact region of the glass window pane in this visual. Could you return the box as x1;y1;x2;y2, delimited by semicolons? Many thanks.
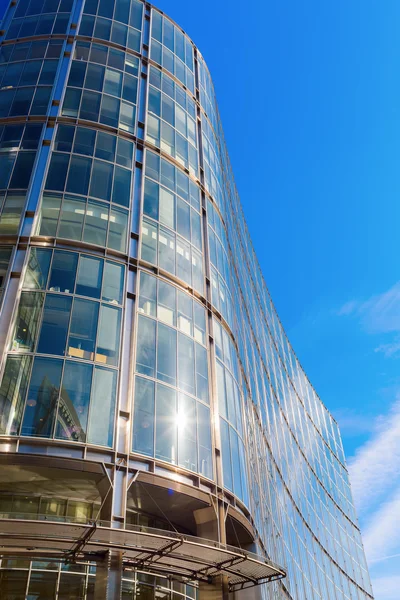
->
0;247;12;291
178;393;197;472
58;573;86;600
198;403;212;479
21;357;63;438
177;290;192;336
155;383;176;464
116;137;133;168
195;343;208;403
74;127;95;156
12;291;44;352
220;418;233;492
132;376;154;456
96;304;121;366
0;355;32;435
0;152;16;189
45;153;69;191
104;68;122;96
83;200;108;247
143;178;159;220
68;60;87;87
0;192;25;235
76;255;103;299
66;155;92;195
141;219;157;264
9;151;35;188
178;333;194;395
95;131;116;161
37;295;72;355
0;569;29;597
191;209;202;250
108;206;127;252
62;87;82;117
100;94;120;128
68;298;99;360
157;323;176;385
216;361;227;419
38;193;61;236
26;571;58;597
24;248;51;290
85;63;105;91
48;251;78;293
87;366;117;447
58;196;85;240
193;302;206;345
158;280;175;326
230;428;243;500
102;261;124;304
138;272;156;317
80;90;101;121
136;315;156;377
158;227;175;275
112;166;131;207
145;150;159;181
56;361;92;442
30;86;51;115
55;125;75;152
176;237;191;285
122;73;137;103
90;159;113;201
159;187;174;229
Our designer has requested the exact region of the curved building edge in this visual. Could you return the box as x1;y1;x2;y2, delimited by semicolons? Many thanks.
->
0;1;374;599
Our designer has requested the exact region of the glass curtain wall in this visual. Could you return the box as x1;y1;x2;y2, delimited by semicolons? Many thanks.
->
0;1;374;599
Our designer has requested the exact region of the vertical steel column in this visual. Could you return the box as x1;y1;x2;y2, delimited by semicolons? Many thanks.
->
94;551;124;600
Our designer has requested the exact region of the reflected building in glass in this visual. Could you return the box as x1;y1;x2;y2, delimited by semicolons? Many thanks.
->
0;1;373;599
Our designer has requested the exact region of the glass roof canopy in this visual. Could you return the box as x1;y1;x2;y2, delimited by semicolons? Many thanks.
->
0;518;286;591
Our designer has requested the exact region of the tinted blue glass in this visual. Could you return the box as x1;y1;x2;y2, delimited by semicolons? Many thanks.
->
55;126;74;152
66;156;91;195
90;160;113;201
37;295;72;356
45;153;69;191
62;88;82;117
9;152;35;189
95;132;115;161
30;87;51;114
112;166;131;206
56;361;92;442
76;255;103;299
74;128;96;156
80;90;101;121
48;251;78;294
10;88;34;116
68;62;86;87
21;357;62;438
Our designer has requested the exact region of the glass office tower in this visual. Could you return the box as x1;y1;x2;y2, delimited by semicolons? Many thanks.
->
0;1;373;599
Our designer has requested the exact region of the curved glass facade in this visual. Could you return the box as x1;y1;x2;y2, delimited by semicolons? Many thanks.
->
0;1;373;599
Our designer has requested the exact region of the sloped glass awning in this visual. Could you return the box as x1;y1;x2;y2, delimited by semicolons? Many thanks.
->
0;518;286;591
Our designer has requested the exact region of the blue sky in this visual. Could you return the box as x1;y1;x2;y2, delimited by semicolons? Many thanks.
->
1;0;400;597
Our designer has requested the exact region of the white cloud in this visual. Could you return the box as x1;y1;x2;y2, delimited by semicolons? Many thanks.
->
362;486;400;562
374;338;400;358
337;282;400;334
348;399;400;514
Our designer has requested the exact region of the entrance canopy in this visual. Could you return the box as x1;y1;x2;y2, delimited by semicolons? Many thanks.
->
0;518;286;591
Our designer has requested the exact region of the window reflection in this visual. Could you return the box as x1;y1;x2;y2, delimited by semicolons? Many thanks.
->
56;362;92;442
21;357;62;438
